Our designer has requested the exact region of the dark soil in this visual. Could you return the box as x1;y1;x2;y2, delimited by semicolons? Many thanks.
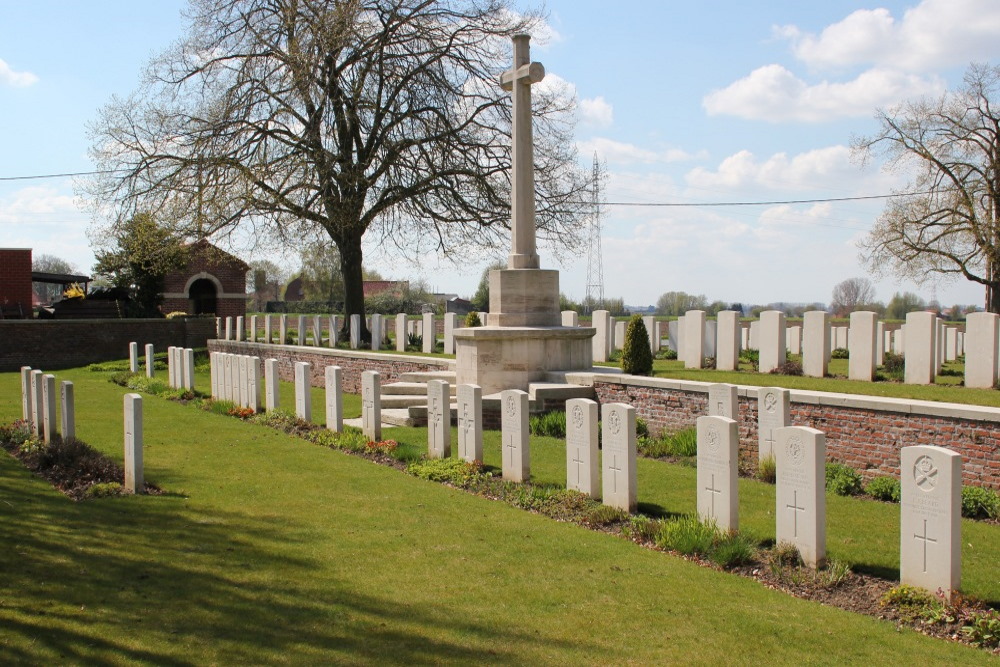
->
1;428;160;500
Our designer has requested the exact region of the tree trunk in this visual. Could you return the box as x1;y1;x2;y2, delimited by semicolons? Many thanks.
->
336;230;369;342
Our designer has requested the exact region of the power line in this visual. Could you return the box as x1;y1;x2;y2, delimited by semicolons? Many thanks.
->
0;170;119;182
602;190;940;208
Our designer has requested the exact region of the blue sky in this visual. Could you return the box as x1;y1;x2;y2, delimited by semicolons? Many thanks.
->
2;0;999;309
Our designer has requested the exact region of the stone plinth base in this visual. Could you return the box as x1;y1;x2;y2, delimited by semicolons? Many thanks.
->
454;325;595;395
488;269;560;327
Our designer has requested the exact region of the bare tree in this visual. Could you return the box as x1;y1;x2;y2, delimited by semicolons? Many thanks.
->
83;0;590;337
854;63;1000;312
830;277;877;317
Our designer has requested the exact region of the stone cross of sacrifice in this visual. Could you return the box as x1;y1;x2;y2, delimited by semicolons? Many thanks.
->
500;34;545;270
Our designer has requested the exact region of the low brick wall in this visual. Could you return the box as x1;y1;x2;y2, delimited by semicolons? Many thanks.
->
591;374;1000;490
0;318;217;372
208;340;452;393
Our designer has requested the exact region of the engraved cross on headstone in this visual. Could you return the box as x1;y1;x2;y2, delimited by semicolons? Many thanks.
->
914;518;937;573
787;489;806;538
499;34;545;270
505;433;517;465
571;447;585;486
705;473;722;518
607;452;622;493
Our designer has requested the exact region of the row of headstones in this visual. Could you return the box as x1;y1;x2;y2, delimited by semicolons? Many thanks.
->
19;366;75;443
127;341;196;390
215;312;470;355
19;365;144;494
703;381;960;597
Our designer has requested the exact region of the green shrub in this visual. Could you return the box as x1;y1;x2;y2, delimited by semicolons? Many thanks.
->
881;352;905;381
819;559;852;588
757;454;776;484
962;608;1000;649
739;348;759;368
635;417;649;439
961;486;1000;520
772;542;802;567
825;462;863;496
770;360;803;376
710;532;757;569
865;476;901;503
464;312;482;327
637;435;670;458
831;347;849;359
406;332;422;351
584;504;629;527
879;584;945;622
529;411;567;438
654;347;677;360
655;515;718;556
407;458;491;488
205;399;237;416
622;515;664;543
85;482;123;499
621;314;653;375
667;427;697;457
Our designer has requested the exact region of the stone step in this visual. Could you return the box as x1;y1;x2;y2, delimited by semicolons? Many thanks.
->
406;405;458;421
382;381;457;396
380;408;419;427
380;395;431;409
398;370;457;383
528;382;595;402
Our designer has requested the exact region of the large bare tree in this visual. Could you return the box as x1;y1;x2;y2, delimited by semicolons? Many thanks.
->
84;0;590;335
854;63;1000;312
829;277;877;317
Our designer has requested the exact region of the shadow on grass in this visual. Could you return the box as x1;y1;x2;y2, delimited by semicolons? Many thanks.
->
0;459;601;664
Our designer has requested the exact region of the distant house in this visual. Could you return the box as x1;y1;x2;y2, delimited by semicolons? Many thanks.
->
446;297;473;315
161;239;249;318
284;276;306;301
363;280;408;298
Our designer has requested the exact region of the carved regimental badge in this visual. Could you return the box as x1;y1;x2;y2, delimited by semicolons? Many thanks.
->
764;392;777;413
914;455;938;492
608;409;621;436
572;404;584;430
786;436;803;466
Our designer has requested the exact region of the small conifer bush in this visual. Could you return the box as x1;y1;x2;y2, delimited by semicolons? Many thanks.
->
464;311;482;327
621;314;653;375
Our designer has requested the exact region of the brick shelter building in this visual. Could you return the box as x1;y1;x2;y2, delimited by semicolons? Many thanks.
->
0;248;33;318
162;239;249;319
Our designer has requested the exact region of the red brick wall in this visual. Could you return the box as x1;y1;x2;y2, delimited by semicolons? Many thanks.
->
593;379;1000;491
0;317;216;371
163;241;248;319
0;249;33;316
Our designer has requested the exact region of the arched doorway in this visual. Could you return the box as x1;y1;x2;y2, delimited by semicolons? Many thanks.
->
189;278;218;315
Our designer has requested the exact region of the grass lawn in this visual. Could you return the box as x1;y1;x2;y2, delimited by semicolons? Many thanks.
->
0;366;994;663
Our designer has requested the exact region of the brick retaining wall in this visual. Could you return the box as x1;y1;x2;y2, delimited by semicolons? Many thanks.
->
0;318;216;371
591;374;1000;490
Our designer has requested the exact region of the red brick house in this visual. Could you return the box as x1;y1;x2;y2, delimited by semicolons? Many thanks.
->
0;248;33;318
161;240;249;319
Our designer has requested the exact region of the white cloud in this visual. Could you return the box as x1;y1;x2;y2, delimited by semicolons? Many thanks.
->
0;58;38;87
777;0;1000;71
686;146;868;192
702;64;944;122
577;137;701;165
579;96;613;128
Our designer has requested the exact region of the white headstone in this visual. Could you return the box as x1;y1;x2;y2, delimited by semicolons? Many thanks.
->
265;358;279;411
20;366;31;422
875;320;885;366
592;310;610;362
601;403;637;512
124;393;144;494
704;320;717;358
905;311;937;384
298;315;307;346
802;311;830;378
248;356;262;413
667;319;679;352
223;353;234;401
500;389;529;482
60;380;75;441
565;398;599;498
249;315;257;343
396;313;407;351
716;311;740;371
361;370;381;441
238;355;249;407
167;346;177;388
422;313;435;353
561;310;579;327
788;326;802;356
225;317;233;341
145;344;154;378
457;384;483;463
230;354;242;404
848;311;877;381
643;315;658;354
613;320;625;352
183;348;195;390
775;426;826;568
759;310;787;373
294;361;312;422
279;315;288;344
329;315;340;347
427;379;451;459
757;387;790;461
443;313;458;355
30;369;43;436
325;365;342;432
42;374;56;443
129;341;139;373
707;383;737;420
944;327;958;362
313;315;322;346
236;316;245;342
371;313;383;352
900;445;961;599
749;320;760;350
894;325;905;354
349;314;360;349
264;314;273;344
682;310;706;369
965;312;999;388
696;415;738;531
